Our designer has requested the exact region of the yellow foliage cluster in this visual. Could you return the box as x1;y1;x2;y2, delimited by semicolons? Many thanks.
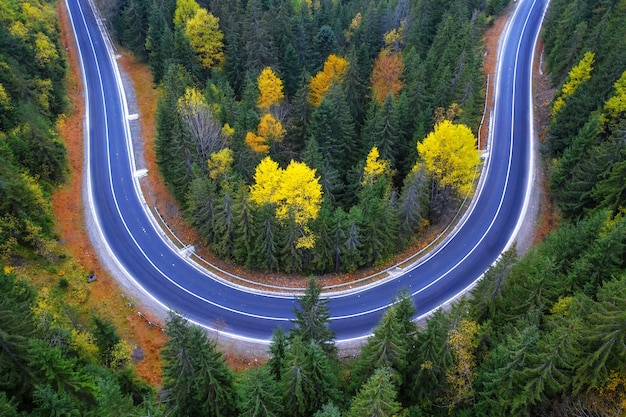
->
110;340;132;369
349;12;362;30
258;113;286;141
549;296;574;317
0;83;11;109
589;371;626;415
71;329;99;364
178;87;207;112
417;120;480;196
250;157;322;247
308;54;349;106
245;114;285;154
221;124;234;138
245;131;269;154
601;70;626;126
362;146;392;184
185;8;224;69
207;148;233;181
344;12;362;43
552;51;594;119
257;67;284;109
173;0;199;28
434;103;463;125
446;319;481;410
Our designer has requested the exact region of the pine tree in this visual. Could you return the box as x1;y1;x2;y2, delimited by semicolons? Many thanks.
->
346;367;402;417
397;163;430;241
238;365;283;417
350;306;409;393
281;337;339;417
291;277;336;358
267;327;288;382
364;95;403;169
251;205;280;272
233;183;256;265
161;312;237;417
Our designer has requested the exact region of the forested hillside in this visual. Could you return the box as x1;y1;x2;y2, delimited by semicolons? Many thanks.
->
0;0;67;258
110;0;508;274
3;0;626;415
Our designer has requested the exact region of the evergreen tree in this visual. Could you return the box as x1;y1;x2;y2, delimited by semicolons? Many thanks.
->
251;205;280;273
474;320;540;416
362;96;402;169
291;277;337;358
243;0;278;74
267;327;288;382
233;183;256;265
397;163;430;241
342;47;368;130
212;187;237;259
409;309;453;404
350;305;409;393
281;43;302;98
155;64;194;203
281;337;339;417
186;174;219;243
574;274;626;392
346;367;401;417
238;365;283;417
0;271;37;403
161;312;237;417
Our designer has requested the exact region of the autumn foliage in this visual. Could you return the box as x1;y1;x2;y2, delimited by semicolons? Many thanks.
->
417;120;481;196
245;114;285;154
308;54;349;106
250;157;322;227
257;67;284;109
551;51;594;119
371;50;404;103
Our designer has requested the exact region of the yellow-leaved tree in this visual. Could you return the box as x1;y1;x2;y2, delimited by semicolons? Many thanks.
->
245;114;285;154
250;157;322;248
309;54;349;106
206;148;233;181
184;8;224;69
173;0;199;28
257;67;284;109
257;113;286;143
245;132;269;154
446;319;480;410
417;120;480;196
362;146;392;185
601;70;626;127
552;51;594;119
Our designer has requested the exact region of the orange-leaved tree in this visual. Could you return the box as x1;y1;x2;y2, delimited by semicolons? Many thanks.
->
308;54;349;106
417;120;481;196
245;114;285;154
257;67;284;109
371;50;404;103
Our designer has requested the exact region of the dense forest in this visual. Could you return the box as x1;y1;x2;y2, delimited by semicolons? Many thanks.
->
2;0;626;415
109;0;505;274
0;0;68;258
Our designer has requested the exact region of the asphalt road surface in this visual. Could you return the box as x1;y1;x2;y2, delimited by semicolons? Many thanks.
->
66;0;548;344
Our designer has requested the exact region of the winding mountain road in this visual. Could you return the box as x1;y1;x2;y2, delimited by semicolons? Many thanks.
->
66;0;548;344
